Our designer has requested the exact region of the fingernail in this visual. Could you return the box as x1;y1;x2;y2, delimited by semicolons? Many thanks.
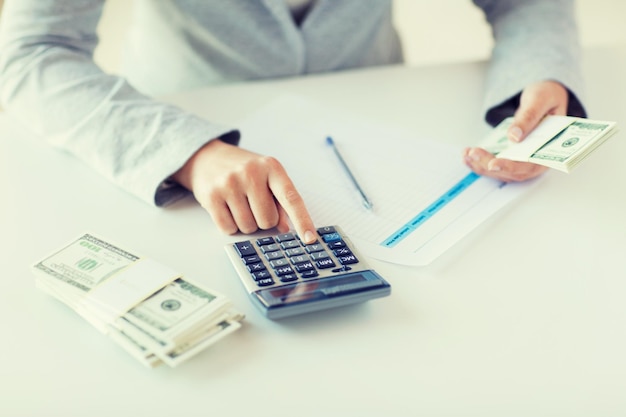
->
508;126;523;142
303;230;315;243
488;160;501;172
468;149;480;161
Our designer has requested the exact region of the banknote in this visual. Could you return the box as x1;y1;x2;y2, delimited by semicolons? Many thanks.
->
32;233;244;368
529;119;617;171
33;233;140;293
479;115;617;172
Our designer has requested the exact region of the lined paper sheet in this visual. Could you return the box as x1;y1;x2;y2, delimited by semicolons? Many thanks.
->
238;95;536;265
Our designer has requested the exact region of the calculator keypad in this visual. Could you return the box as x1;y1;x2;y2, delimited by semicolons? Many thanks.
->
231;226;361;288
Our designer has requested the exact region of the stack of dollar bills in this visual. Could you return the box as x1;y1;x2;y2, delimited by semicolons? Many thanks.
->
480;115;618;172
32;233;244;368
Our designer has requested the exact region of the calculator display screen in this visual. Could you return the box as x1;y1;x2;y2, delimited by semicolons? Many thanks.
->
270;274;363;302
254;270;387;308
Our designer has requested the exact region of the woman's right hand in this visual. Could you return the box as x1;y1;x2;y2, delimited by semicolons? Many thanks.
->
172;139;317;244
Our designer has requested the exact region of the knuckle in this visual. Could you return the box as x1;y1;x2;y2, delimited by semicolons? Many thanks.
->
256;210;279;230
257;217;278;230
281;186;301;204
237;220;258;234
262;155;282;169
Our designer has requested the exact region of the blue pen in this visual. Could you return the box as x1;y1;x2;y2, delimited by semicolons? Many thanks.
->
326;136;374;210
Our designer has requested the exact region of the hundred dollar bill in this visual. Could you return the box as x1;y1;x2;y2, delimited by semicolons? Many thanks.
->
479;115;618;172
32;233;244;368
33;233;140;293
113;277;234;353
529;119;617;171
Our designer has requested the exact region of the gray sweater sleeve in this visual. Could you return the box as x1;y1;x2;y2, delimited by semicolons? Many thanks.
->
0;0;239;206
473;0;587;125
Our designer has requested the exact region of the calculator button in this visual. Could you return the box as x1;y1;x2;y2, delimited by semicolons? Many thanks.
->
294;261;315;273
256;278;275;287
234;241;257;257
260;243;280;253
338;254;359;265
300;270;319;279
264;251;284;261
285;247;304;257
305;243;324;253
247;262;266;273
321;232;342;243
309;251;330;261
280;240;301;250
276;233;296;242
290;255;309;264
256;237;275;246
317;226;337;235
251;270;272;281
279;274;298;282
269;258;289;268
333;247;352;257
242;255;262;265
316;258;336;269
274;266;295;276
327;240;346;250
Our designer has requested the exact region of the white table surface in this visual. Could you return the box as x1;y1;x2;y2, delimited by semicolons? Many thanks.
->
1;45;625;417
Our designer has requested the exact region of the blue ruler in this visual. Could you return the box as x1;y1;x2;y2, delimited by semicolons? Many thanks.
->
381;172;481;248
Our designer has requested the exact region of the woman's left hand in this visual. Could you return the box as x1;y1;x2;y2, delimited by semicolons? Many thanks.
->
463;80;569;182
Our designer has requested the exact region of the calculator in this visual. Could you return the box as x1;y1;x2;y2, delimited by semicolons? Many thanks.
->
225;225;391;319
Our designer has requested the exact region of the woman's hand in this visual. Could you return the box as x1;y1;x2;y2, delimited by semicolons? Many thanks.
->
173;139;317;244
464;80;569;182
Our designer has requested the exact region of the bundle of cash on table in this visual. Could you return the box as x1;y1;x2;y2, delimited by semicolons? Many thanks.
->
32;233;244;368
479;115;618;172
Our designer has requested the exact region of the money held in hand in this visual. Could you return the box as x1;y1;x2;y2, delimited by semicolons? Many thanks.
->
479;115;618;173
32;233;244;368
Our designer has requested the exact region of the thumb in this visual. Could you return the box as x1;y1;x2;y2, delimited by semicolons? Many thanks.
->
508;81;568;143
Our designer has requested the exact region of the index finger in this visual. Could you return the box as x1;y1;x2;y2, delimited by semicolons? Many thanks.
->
266;158;316;244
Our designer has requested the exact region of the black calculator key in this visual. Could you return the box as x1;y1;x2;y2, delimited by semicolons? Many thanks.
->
327;240;346;250
275;266;295;276
316;258;336;269
338;254;359;265
234;241;257;257
317;226;336;235
242;255;262;265
256;278;275;287
279;274;298;283
256;237;275;246
300;270;319;279
294;261;315;273
333;247;352;257
252;270;272;281
247;262;266;273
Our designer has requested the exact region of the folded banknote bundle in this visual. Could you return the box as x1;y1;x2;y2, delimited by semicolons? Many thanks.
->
32;233;244;368
480;115;618;173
